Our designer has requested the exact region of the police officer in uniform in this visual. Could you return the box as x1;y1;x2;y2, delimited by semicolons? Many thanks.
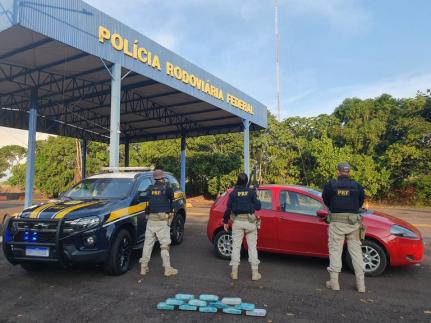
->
223;173;262;281
322;162;366;293
139;170;178;277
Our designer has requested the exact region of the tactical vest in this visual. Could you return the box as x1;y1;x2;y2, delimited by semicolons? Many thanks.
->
329;178;360;213
231;186;254;215
146;183;171;213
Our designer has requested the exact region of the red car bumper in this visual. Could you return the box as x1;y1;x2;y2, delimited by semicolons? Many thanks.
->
386;235;424;266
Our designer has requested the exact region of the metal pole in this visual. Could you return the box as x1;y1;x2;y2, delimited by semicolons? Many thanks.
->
180;135;186;192
81;139;87;179
13;0;20;24
124;140;130;167
24;88;37;208
109;63;121;169
243;119;250;178
275;0;281;121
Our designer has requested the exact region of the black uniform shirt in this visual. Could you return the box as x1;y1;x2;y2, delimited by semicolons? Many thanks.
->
144;181;174;214
223;185;261;224
322;175;365;214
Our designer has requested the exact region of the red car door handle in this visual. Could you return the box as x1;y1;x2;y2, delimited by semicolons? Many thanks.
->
280;216;289;221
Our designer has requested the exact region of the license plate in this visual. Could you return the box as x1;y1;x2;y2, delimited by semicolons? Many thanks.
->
25;247;49;257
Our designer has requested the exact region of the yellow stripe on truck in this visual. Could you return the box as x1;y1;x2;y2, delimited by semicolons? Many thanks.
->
53;201;100;219
174;191;185;200
106;203;148;223
29;202;57;219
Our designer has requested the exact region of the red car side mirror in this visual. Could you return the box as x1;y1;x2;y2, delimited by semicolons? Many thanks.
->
316;209;329;218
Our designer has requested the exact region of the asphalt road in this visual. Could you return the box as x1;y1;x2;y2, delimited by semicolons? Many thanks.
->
0;208;430;322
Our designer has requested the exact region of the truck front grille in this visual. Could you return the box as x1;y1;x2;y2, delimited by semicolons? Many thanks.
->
12;220;59;243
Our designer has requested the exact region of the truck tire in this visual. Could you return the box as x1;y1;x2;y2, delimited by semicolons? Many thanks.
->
104;229;132;276
170;213;185;245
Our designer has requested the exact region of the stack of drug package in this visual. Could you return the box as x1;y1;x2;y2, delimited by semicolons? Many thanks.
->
157;294;266;317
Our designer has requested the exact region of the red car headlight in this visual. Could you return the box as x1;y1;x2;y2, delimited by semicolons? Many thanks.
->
390;225;418;239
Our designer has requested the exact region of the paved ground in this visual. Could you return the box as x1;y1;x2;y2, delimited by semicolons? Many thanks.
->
0;204;430;322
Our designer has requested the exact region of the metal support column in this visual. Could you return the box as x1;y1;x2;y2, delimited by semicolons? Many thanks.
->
243;119;250;178
180;135;186;192
81;139;87;179
109;63;122;169
24;88;37;208
124;141;130;167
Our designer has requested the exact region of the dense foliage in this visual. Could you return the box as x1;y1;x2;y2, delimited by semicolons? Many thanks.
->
5;94;431;204
0;145;26;178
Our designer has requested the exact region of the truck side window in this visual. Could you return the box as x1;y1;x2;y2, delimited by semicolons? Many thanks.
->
166;175;180;190
137;178;152;194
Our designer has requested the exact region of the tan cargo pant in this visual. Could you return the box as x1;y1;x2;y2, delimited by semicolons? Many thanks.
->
140;219;171;267
327;221;364;275
230;219;260;269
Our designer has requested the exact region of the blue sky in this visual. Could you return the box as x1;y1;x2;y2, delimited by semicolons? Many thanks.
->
84;0;431;119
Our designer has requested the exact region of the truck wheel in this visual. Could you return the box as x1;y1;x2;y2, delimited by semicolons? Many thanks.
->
104;229;132;276
170;214;185;245
345;239;388;277
214;230;232;260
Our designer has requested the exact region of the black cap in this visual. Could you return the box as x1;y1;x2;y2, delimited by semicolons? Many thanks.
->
337;162;351;172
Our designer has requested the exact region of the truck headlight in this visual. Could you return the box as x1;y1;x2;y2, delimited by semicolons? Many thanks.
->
390;225;418;239
64;216;100;233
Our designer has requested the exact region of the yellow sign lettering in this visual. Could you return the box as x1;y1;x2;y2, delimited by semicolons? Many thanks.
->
137;47;147;63
111;33;124;51
97;26;255;115
98;25;110;43
166;61;174;76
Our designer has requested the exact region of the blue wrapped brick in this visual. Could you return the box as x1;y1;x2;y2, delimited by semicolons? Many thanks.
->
165;298;185;306
157;302;175;311
223;307;242;315
246;309;267;317
175;294;195;301
209;301;229;309
179;304;198;311
199;306;218;313
189;299;207;307
199;294;219;302
235;303;255;311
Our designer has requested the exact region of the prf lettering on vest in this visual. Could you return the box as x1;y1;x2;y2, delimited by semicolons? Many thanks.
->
337;190;350;196
151;191;161;196
98;26;161;71
237;192;249;197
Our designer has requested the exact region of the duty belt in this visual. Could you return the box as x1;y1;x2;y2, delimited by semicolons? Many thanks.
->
233;213;256;223
147;212;169;221
329;213;361;225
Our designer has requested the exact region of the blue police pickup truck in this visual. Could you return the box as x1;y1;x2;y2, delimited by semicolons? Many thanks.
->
2;170;186;275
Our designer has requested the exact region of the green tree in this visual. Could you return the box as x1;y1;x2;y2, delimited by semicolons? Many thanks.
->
0;145;26;178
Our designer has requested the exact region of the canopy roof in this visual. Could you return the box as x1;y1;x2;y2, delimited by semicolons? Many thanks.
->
0;0;267;143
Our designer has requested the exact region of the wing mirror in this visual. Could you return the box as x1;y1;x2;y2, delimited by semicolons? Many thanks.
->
316;209;329;218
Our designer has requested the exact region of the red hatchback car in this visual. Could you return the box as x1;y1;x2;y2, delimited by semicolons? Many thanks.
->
207;185;424;276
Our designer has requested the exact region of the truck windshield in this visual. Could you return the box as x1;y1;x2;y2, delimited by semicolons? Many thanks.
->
64;178;134;199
